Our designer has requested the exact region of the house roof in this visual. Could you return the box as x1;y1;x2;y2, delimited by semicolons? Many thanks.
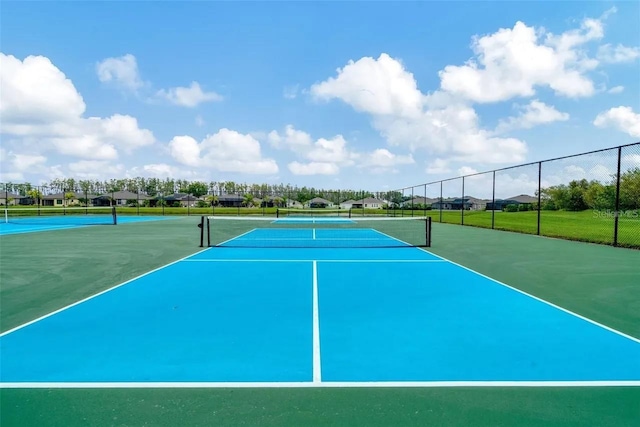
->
340;199;356;204
1;192;26;199
353;197;385;204
95;191;152;200
43;192;97;199
163;193;202;201
505;194;537;203
406;196;438;204
308;197;332;204
218;194;243;201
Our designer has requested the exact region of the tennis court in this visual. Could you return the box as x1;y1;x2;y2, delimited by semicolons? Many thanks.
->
1;216;638;387
0;207;180;236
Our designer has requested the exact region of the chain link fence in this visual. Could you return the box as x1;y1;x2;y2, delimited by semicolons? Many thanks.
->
388;142;640;249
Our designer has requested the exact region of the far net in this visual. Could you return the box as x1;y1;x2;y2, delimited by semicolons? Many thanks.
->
3;207;117;226
276;208;351;218
201;215;431;248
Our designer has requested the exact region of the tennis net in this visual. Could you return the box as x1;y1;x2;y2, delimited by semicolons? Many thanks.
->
276;208;351;218
200;215;432;248
3;207;118;226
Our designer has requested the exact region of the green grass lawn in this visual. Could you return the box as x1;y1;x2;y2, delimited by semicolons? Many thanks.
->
429;209;639;248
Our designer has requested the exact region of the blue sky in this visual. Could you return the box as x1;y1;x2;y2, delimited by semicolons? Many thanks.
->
1;1;639;195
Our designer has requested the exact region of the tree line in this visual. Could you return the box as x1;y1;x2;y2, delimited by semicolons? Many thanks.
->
3;168;637;210
0;178;401;205
539;168;639;211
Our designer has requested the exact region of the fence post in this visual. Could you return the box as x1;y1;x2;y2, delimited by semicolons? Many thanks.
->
491;171;496;229
537;162;542;236
461;177;465;225
613;147;622;246
439;181;443;223
423;184;427;217
411;187;414;217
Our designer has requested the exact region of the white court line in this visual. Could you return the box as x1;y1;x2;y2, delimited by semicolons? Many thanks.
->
312;228;316;240
181;259;447;263
370;228;640;345
1;380;638;389
229;238;390;241
0;247;213;338
216;228;258;246
312;261;321;383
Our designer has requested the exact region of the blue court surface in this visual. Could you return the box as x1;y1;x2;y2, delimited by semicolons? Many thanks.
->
1;227;639;387
0;215;180;236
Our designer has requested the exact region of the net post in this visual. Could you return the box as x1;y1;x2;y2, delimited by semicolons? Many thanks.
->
112;206;117;225
198;215;205;247
276;208;280;218
348;208;352;219
425;216;432;247
207;216;211;247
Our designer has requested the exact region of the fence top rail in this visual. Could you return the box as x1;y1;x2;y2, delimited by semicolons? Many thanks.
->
393;142;639;192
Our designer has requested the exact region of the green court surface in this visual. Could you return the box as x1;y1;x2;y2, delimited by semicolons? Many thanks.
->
1;219;639;426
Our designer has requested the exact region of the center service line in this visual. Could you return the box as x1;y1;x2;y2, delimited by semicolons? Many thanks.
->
312;260;322;383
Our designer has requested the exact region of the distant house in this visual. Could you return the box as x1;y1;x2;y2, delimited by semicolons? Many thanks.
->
287;200;304;209
340;199;356;210
351;197;386;209
307;197;333;208
162;193;203;207
402;196;438;207
486;194;537;210
92;191;151;207
431;196;488;210
217;194;243;208
0;192;26;206
42;192;97;207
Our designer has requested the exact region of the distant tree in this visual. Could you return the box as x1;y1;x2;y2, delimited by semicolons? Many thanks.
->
620;168;640;210
64;192;75;206
584;181;615;210
243;194;255;207
187;182;208;198
205;195;218;206
27;189;43;206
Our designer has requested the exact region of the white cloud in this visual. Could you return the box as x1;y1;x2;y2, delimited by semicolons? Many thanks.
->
68;160;125;179
195;115;205;127
361;148;414;168
311;55;528;165
1;53;85;123
127;163;201;180
593;106;640;137
458;166;479;176
268;125;313;152
96;54;144;91
168;135;202;168
268;125;413;175
376;104;528;163
307;135;356;164
607;85;624;94
495;100;569;133
311;53;423;117
622;154;640;172
156;81;222;107
1;53;155;161
438;14;610;103
169;129;278;174
288;161;339;175
597;44;640;63
11;153;47;171
425;158;451;174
